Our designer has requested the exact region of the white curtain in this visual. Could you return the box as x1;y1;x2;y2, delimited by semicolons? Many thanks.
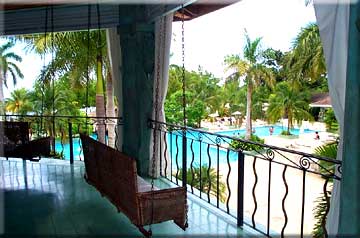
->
106;28;123;151
313;1;349;235
149;13;173;177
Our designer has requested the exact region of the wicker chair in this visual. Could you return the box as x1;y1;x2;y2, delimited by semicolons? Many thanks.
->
1;121;52;161
80;134;188;237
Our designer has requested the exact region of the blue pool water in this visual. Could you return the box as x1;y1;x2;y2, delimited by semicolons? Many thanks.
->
55;137;83;160
55;126;315;164
217;125;314;137
55;134;97;161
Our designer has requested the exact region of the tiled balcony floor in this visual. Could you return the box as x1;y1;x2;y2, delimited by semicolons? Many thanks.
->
0;158;261;237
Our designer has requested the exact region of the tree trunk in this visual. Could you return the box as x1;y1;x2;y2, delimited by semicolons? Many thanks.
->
287;117;291;135
287;112;292;135
245;83;253;140
106;70;115;148
96;55;106;144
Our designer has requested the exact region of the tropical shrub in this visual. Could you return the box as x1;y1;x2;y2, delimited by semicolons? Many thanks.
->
280;130;292;136
324;108;339;132
312;190;332;238
312;142;338;237
230;134;265;151
177;165;227;202
314;142;338;175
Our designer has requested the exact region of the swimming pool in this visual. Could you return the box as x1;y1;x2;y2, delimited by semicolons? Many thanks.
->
55;134;98;161
55;125;315;162
217;125;315;137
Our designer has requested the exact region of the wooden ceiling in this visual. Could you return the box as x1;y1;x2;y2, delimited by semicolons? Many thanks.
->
173;3;234;21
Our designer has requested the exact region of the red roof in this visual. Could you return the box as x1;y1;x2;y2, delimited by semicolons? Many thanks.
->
310;93;332;108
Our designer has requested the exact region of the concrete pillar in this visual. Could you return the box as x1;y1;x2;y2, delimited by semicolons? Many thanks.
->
338;2;360;236
118;23;155;176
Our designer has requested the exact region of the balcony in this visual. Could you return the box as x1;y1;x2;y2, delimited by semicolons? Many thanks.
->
1;158;263;237
0;115;341;237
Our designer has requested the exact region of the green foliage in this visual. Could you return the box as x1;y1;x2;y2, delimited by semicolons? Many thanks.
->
324;108;339;132
17;30;106;117
312;191;331;238
59;72;96;108
25;76;82;137
314;142;337;159
280;130;292;136
251;85;271;120
165;91;189;125
5;88;32;115
224;33;275;139
267;82;312;134
165;65;221;127
0;41;24;89
178;165;227;202
230;134;265;151
263;48;284;70
314;142;338;175
287;22;326;84
186;100;206;128
223;81;245;116
0;41;24;111
312;142;337;237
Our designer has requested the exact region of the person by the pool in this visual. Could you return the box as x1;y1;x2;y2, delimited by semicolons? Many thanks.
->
269;126;274;135
314;131;320;140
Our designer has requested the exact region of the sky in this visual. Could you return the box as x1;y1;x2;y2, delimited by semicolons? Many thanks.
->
2;0;316;98
170;0;316;77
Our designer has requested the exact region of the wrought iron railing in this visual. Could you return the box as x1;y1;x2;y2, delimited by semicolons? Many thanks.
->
0;114;123;162
148;119;341;237
1;115;342;237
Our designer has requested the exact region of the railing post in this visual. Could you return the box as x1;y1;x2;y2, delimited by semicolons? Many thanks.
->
68;120;74;164
52;116;56;153
182;129;187;188
237;150;244;227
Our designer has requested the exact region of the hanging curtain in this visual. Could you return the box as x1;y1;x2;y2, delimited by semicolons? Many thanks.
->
149;13;173;177
313;1;349;234
106;28;123;151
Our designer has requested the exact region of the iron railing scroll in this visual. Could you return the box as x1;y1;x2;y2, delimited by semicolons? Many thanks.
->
148;119;341;238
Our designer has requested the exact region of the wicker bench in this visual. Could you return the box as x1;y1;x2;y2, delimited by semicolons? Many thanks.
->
80;134;188;237
1;121;51;161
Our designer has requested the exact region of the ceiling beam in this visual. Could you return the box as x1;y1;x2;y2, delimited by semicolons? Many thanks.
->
0;4;136;36
0;1;238;36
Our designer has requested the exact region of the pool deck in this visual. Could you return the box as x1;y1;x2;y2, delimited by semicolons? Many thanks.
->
202;120;337;154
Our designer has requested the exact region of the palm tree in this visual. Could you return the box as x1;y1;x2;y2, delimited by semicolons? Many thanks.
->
0;41;24;109
5;88;32;115
30;78;80;137
267;82;312;134
286;23;326;86
18;31;113;145
224;33;275;139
